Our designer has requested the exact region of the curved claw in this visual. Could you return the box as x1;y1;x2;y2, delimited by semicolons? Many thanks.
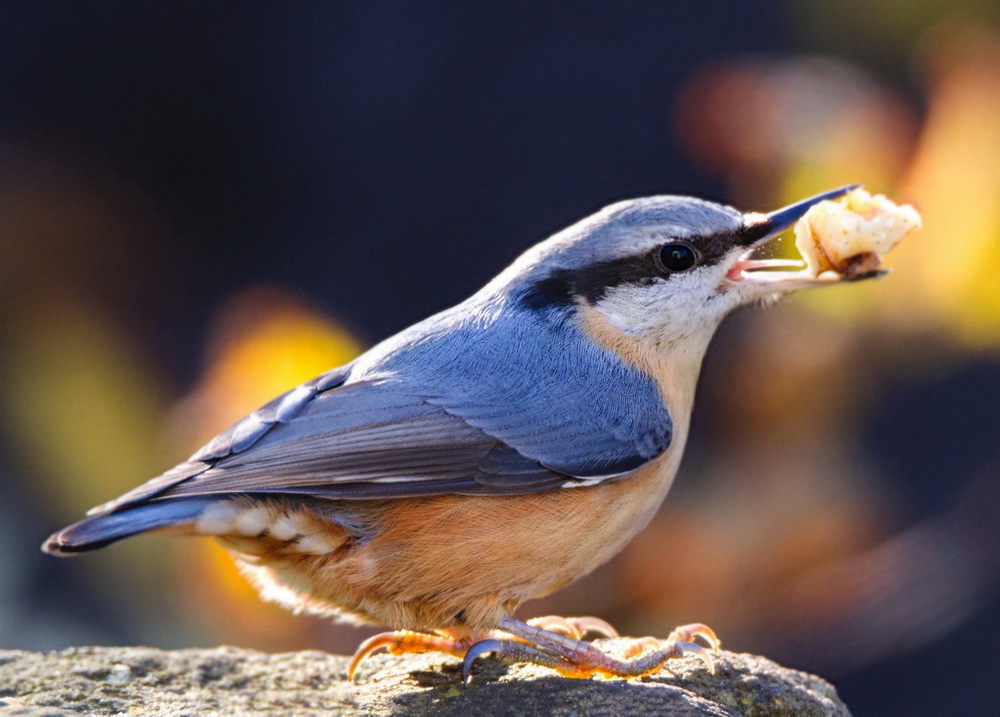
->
462;639;506;684
527;615;580;638
668;623;721;652
570;616;619;639
674;640;715;675
526;615;620;640
348;633;397;681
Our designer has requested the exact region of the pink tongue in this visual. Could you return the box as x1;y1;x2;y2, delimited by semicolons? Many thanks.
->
726;259;803;282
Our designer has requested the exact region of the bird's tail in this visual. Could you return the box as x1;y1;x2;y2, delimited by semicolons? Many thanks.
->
42;498;214;555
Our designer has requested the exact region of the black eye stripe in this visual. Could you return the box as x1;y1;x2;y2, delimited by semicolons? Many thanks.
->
519;228;748;311
520;255;659;309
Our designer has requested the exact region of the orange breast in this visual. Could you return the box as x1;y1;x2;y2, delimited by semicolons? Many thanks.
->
231;442;685;633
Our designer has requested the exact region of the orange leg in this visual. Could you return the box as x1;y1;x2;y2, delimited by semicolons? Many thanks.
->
350;618;720;684
350;615;618;680
462;617;721;682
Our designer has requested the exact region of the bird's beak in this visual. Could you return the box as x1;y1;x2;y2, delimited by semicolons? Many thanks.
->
726;183;882;291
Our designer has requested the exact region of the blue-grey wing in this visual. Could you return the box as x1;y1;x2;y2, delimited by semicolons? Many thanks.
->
90;363;355;513
157;380;566;501
363;302;673;478
94;301;673;513
95;370;568;513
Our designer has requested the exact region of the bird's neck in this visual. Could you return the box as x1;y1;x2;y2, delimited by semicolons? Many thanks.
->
575;302;715;434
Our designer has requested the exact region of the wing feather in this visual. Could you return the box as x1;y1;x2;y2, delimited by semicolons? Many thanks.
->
103;375;569;511
94;301;674;515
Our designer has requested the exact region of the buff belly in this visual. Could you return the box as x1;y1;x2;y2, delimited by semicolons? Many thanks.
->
221;449;682;634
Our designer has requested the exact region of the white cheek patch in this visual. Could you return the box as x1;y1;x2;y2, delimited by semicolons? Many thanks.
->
595;267;737;340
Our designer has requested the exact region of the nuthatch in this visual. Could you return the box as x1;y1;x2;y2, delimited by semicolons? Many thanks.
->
45;185;872;681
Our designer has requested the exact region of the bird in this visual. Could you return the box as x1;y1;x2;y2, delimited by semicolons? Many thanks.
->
44;184;874;682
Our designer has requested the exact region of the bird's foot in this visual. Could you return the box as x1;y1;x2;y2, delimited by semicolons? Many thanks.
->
348;614;615;680
349;617;718;684
462;617;720;682
348;628;487;681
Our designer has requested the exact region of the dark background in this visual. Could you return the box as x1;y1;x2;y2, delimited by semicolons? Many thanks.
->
2;3;999;715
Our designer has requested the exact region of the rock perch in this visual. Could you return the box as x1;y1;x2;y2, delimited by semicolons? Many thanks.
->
0;643;850;716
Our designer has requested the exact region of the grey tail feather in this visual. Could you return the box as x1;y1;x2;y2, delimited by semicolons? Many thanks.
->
42;498;215;555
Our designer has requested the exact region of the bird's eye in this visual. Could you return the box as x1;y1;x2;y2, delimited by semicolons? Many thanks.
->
658;243;697;272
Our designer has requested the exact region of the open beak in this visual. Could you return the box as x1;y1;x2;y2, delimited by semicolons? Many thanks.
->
726;183;883;291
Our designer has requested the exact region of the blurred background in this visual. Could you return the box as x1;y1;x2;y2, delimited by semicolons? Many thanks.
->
1;2;998;714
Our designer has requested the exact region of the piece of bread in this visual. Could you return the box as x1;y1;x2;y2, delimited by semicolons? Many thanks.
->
794;188;922;277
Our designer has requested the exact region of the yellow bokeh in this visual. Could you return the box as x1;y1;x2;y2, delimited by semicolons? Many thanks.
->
166;287;365;647
3;300;168;516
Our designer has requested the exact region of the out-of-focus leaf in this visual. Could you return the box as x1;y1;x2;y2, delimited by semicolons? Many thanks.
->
2;301;168;517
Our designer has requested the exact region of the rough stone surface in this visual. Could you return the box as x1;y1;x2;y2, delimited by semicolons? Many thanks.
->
0;642;850;716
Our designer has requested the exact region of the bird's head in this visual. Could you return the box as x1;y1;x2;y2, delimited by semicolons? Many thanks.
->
494;185;871;353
